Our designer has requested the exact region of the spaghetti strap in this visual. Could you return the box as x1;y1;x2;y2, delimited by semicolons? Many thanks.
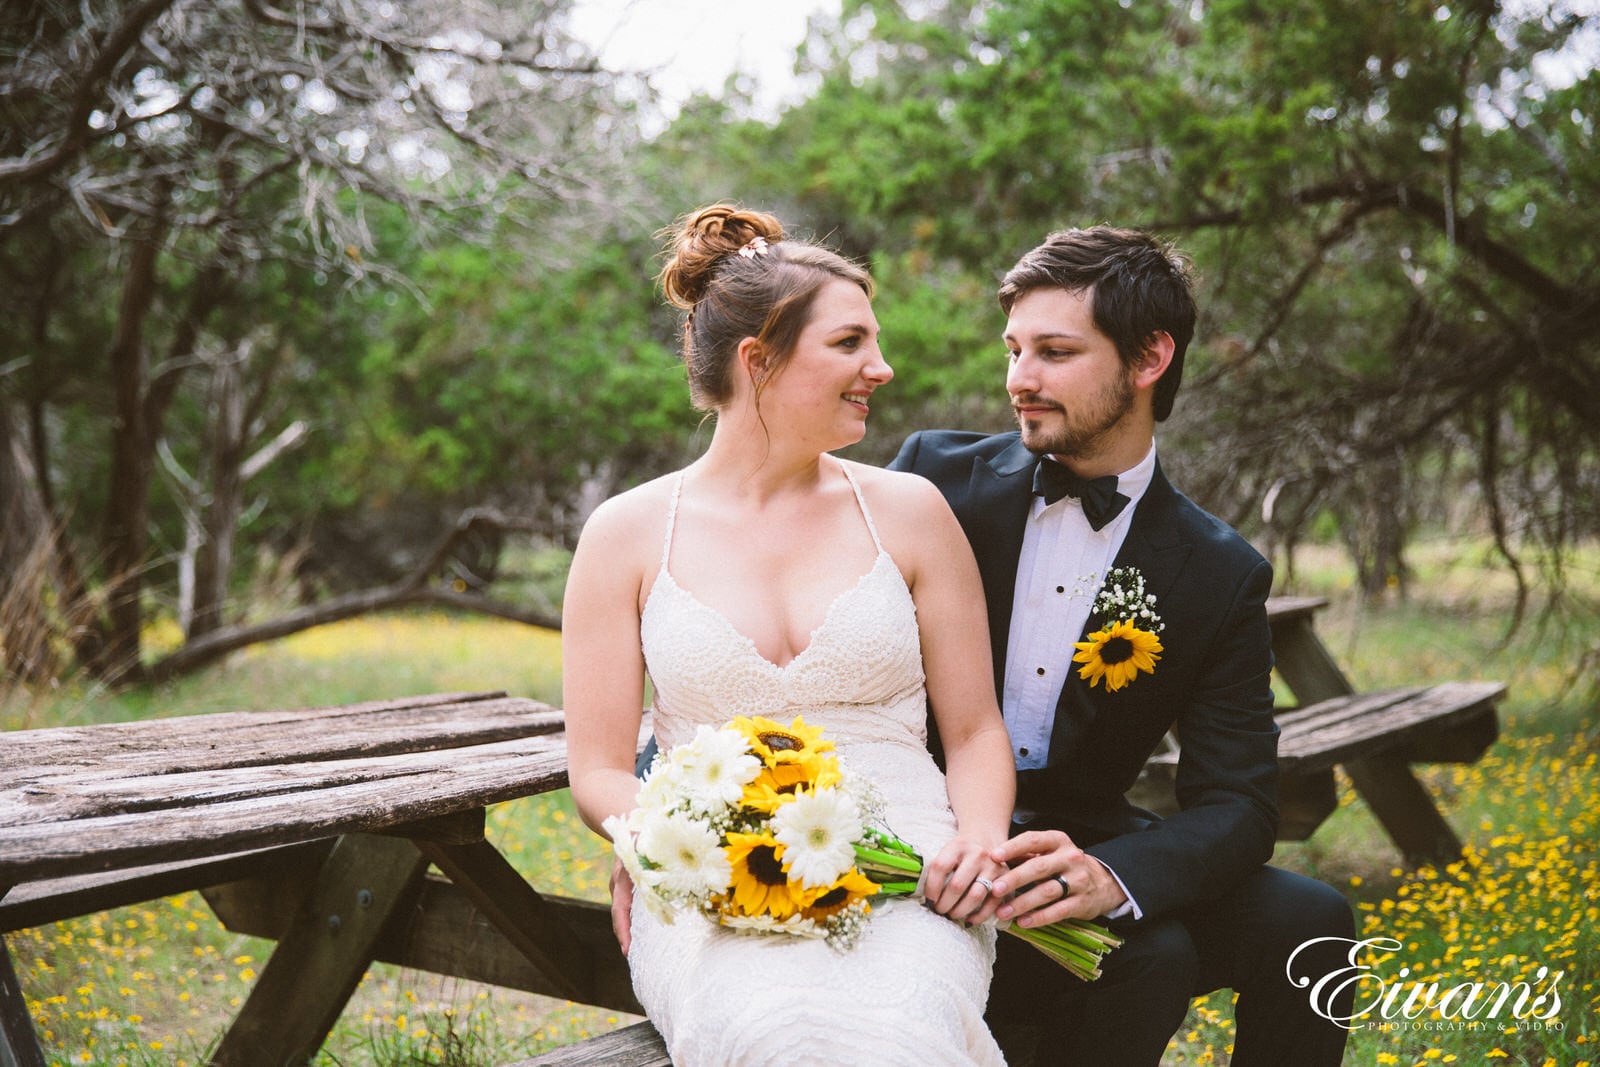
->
660;471;685;570
837;461;885;554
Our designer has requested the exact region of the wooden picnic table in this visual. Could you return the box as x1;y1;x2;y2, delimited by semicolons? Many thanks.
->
0;598;1504;1067
0;691;645;1067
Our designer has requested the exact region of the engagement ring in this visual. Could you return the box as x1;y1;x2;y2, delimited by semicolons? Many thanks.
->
975;877;993;891
1055;874;1071;897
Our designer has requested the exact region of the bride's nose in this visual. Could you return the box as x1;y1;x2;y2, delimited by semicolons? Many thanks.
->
864;344;893;384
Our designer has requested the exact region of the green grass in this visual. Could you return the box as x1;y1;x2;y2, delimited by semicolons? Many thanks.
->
3;540;1597;1066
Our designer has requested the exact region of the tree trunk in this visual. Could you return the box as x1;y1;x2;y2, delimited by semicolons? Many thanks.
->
189;350;245;640
0;401;62;683
1344;453;1410;601
97;231;164;683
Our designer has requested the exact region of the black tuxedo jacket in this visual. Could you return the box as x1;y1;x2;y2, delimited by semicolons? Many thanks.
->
890;430;1279;920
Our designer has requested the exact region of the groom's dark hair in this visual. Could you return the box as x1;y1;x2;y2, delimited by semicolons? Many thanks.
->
997;226;1196;421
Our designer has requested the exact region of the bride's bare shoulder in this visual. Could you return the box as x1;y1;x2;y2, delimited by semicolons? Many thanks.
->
839;460;962;559
576;472;679;547
841;459;951;518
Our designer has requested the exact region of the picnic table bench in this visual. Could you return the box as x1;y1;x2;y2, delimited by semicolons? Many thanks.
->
0;597;1502;1066
1134;595;1505;866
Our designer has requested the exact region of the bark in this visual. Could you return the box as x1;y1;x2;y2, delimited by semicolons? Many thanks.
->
0;401;62;683
98;230;165;683
189;350;245;640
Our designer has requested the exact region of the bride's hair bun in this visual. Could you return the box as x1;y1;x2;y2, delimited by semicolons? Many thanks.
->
659;204;786;309
655;202;872;411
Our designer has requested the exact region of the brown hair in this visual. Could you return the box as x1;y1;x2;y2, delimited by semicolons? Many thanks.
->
659;204;874;410
998;226;1196;421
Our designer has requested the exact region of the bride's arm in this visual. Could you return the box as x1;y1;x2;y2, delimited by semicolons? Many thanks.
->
563;495;655;955
869;469;1017;924
562;494;652;839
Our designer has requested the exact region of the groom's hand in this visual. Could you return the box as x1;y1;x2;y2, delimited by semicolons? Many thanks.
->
988;830;1128;924
610;857;634;957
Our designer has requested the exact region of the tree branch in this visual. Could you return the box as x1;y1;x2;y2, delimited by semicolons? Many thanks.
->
143;507;561;683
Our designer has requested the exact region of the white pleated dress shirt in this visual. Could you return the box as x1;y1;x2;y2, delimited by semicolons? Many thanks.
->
1002;441;1157;918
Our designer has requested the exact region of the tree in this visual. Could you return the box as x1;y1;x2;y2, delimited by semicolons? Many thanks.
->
762;0;1600;601
0;0;614;683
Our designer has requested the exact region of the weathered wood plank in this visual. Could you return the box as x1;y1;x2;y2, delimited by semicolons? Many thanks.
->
0;739;573;883
207;872;642;1014
1274;687;1425;733
2;731;569;825
1264;596;1330;624
508;1021;670;1067
1278;682;1506;774
0;843;329;932
1;696;561;778
1;691;503;754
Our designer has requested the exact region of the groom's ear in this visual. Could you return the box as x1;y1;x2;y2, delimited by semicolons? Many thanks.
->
1131;331;1175;391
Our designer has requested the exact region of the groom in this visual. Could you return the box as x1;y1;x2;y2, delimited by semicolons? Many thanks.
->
889;226;1354;1065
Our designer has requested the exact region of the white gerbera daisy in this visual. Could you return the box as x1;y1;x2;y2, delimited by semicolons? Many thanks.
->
675;724;761;808
636;811;732;897
603;811;674;922
770;787;864;888
636;758;689;813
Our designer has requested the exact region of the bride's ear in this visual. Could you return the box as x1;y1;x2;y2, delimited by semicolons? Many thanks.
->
737;337;770;388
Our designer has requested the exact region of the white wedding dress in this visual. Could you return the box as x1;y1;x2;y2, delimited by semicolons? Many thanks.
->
628;463;1004;1067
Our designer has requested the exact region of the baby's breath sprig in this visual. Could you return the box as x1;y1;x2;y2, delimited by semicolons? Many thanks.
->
1090;566;1165;632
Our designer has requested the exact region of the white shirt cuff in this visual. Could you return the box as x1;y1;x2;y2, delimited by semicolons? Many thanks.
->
1093;857;1142;921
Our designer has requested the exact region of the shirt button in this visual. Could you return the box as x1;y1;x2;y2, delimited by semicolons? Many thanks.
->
1056;585;1065;593
1019;747;1029;757
1035;667;1045;676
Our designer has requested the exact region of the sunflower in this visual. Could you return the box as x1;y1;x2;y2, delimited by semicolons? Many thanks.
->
731;715;840;789
722;831;817;920
1073;618;1163;692
800;868;880;923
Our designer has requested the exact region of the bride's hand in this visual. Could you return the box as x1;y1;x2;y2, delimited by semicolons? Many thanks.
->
923;835;1007;926
610;856;634;956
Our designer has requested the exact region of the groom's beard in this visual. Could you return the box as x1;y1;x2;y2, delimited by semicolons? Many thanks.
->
1013;366;1137;460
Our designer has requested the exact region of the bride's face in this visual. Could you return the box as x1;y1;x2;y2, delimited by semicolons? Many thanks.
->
760;279;892;451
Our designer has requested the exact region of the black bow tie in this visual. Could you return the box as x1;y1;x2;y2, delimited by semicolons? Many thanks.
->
1032;459;1129;531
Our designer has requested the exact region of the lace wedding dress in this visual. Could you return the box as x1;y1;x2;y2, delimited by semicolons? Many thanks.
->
627;463;1004;1067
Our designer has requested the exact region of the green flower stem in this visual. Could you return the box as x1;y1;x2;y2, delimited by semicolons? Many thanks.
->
853;844;922;874
1002;920;1125;982
861;828;922;858
850;830;1121;982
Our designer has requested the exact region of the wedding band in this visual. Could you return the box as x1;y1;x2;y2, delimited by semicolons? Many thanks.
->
975;877;993;892
1055;874;1071;898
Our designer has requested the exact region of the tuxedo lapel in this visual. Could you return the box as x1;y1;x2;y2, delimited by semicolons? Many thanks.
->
1102;460;1192;617
958;437;1036;692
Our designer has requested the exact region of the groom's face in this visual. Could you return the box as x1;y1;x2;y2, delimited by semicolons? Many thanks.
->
1004;286;1137;462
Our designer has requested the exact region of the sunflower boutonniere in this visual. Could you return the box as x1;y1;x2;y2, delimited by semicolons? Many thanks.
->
1072;566;1165;692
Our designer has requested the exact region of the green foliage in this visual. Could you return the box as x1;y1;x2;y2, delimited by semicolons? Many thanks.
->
317;236;693;522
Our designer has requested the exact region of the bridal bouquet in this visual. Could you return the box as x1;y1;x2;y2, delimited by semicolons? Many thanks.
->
604;715;1122;981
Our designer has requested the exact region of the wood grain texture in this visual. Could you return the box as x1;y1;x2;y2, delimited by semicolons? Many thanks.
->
507;1021;671;1067
0;694;588;883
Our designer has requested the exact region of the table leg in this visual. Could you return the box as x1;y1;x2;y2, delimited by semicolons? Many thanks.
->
209;835;429;1067
1;935;45;1067
415;838;593;1003
1342;753;1465;868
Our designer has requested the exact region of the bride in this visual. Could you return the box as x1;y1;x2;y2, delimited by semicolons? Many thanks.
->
564;204;1014;1066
